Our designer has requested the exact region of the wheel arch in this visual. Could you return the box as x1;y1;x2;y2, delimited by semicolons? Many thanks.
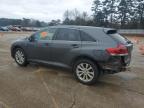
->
11;45;25;58
71;55;101;71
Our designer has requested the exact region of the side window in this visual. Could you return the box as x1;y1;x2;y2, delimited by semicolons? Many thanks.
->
35;28;56;41
55;29;80;41
80;31;95;42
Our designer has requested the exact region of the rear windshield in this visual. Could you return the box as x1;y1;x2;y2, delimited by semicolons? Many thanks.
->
109;33;128;44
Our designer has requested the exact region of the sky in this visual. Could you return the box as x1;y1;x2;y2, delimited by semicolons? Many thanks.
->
0;0;93;22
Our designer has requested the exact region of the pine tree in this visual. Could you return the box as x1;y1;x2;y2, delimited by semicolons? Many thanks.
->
102;0;117;25
137;0;144;28
117;0;135;28
92;0;105;26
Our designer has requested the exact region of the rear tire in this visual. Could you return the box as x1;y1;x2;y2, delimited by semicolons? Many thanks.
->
14;48;28;67
73;59;99;85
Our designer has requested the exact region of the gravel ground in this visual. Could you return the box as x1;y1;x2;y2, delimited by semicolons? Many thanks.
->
0;32;144;108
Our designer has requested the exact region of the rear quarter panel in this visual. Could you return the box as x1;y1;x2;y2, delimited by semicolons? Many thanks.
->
78;28;118;62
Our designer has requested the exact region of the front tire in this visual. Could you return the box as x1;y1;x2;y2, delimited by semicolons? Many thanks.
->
73;59;99;85
14;48;28;66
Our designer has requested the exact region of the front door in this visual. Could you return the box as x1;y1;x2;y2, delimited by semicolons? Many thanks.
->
27;28;57;62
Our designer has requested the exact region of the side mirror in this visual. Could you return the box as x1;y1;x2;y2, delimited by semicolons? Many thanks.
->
28;35;35;42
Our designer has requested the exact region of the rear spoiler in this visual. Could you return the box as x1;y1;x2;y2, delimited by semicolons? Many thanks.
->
103;28;117;34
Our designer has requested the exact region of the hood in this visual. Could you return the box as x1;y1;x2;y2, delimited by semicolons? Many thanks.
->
11;37;27;44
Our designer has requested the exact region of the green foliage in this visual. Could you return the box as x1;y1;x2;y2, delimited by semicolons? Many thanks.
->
63;0;144;29
48;19;61;26
92;0;144;29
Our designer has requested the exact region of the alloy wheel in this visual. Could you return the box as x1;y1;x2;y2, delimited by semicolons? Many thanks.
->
15;50;25;65
76;63;95;82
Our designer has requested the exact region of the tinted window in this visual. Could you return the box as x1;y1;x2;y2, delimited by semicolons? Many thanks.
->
55;29;80;41
80;31;95;42
35;28;56;41
110;33;128;44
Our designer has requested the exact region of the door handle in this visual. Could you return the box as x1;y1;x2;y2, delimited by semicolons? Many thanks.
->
72;44;79;48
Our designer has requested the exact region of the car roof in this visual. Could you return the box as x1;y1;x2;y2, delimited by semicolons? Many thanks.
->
49;25;116;34
38;25;117;38
50;25;102;30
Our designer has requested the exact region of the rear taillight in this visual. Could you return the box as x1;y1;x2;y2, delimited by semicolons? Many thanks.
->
106;44;128;56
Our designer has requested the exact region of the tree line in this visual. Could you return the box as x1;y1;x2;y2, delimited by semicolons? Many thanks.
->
0;18;48;27
0;0;143;29
63;0;144;29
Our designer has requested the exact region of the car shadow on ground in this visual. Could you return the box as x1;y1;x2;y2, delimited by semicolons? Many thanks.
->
27;62;125;88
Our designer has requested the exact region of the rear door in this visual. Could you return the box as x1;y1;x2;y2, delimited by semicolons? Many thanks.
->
51;28;81;65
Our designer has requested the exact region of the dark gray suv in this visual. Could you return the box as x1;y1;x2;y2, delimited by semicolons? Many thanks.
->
11;26;133;85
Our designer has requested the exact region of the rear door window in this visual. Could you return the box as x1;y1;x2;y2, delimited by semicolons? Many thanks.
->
55;28;80;41
80;31;96;42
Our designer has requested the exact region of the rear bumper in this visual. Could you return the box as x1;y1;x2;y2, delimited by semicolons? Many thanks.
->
99;56;131;74
102;66;130;74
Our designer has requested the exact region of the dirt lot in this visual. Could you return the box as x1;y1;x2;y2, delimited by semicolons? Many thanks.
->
0;32;144;108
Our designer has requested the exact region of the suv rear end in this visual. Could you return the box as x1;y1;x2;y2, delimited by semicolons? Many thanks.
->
79;27;133;74
104;30;133;73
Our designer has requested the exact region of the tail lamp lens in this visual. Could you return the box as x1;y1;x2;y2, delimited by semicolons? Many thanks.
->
106;44;128;56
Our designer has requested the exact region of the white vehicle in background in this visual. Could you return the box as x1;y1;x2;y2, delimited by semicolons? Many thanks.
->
0;26;9;31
